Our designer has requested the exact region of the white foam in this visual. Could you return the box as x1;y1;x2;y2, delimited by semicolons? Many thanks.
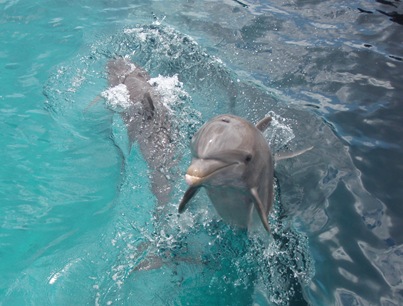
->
263;111;295;149
149;74;189;112
48;259;81;285
101;84;132;112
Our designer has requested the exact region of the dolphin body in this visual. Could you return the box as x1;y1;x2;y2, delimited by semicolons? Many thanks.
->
178;114;312;232
106;57;174;205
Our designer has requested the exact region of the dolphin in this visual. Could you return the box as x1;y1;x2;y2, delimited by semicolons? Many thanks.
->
105;57;174;206
178;114;312;232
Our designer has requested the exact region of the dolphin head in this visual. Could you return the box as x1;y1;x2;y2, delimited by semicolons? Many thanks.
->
107;57;150;87
107;58;134;86
185;115;258;187
179;114;273;232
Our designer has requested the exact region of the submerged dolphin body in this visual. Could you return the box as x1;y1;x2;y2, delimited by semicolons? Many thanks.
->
178;114;311;232
106;58;174;205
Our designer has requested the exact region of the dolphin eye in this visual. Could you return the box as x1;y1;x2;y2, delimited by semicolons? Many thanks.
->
221;117;230;123
245;154;252;163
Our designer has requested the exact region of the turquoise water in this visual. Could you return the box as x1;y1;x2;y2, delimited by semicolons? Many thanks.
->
1;0;402;305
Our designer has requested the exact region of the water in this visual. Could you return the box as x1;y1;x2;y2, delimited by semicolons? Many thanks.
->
1;0;402;305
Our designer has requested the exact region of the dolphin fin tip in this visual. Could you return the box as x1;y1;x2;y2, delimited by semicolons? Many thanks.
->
84;95;102;112
178;202;186;213
255;116;272;132
250;187;271;232
178;186;200;213
178;197;187;213
262;219;271;232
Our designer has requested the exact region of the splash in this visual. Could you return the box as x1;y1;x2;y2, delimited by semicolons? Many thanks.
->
102;84;132;112
148;74;189;113
264;111;295;151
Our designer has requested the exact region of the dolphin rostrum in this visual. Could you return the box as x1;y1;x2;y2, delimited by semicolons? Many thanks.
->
178;114;312;232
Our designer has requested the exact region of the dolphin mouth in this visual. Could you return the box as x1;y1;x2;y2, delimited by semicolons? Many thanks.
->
185;174;204;186
185;159;237;186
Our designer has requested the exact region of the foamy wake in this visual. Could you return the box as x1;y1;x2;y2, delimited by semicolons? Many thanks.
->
101;83;131;113
101;72;188;114
149;74;189;112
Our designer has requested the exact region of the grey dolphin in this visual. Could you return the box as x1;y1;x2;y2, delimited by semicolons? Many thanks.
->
106;57;174;205
178;114;312;232
178;114;274;232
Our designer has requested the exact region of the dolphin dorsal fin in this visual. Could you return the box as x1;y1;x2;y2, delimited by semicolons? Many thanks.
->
250;187;270;232
255;116;272;132
143;92;155;119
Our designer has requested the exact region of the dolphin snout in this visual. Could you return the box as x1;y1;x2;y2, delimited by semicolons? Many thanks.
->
186;162;204;178
185;161;209;186
185;174;203;186
185;158;234;186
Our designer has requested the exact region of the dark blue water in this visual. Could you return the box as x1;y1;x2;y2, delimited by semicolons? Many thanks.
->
1;0;402;305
